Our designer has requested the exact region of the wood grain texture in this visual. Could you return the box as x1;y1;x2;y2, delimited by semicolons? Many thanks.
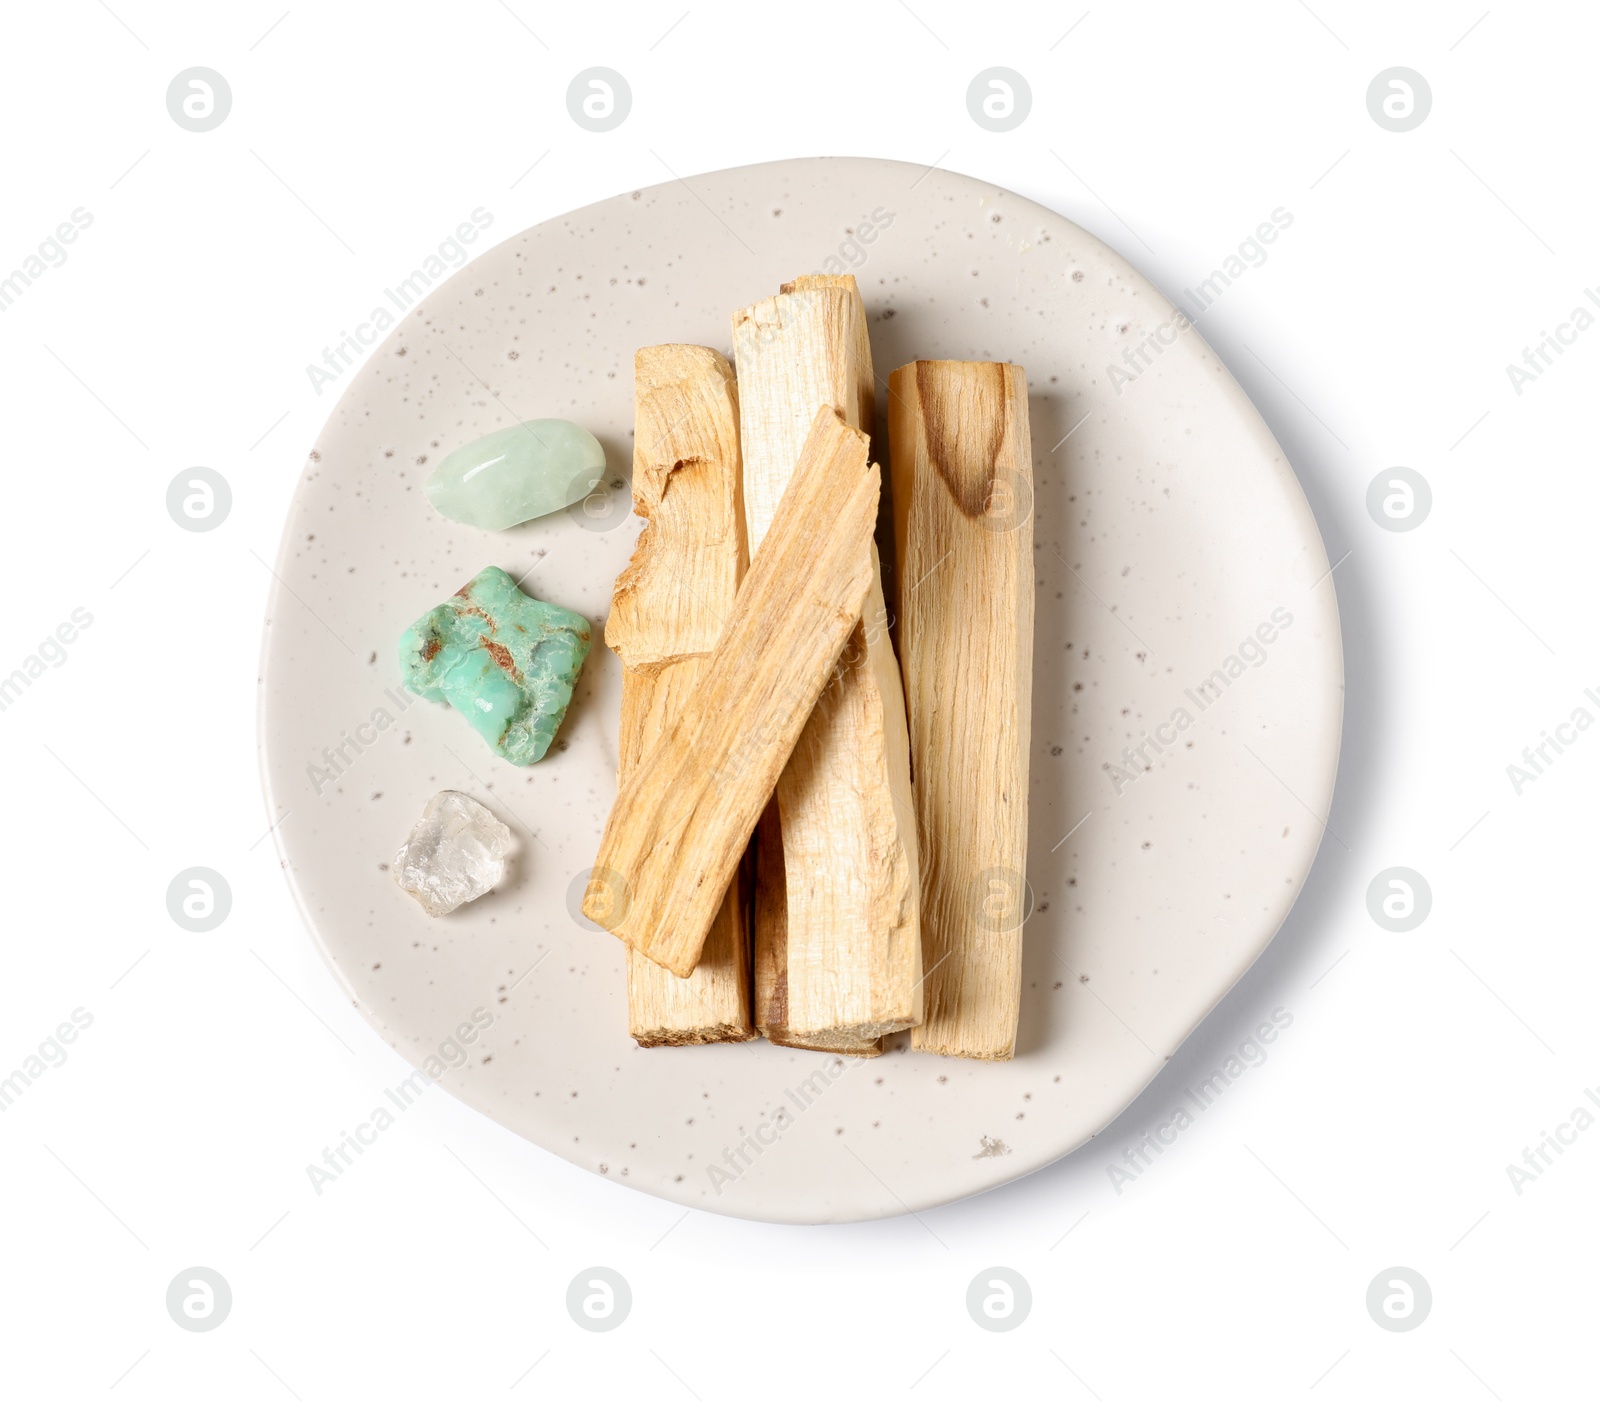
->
732;274;921;1045
611;346;754;1045
752;802;883;1057
585;405;878;978
888;360;1034;1061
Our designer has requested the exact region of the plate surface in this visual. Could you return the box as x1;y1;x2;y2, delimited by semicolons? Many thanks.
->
259;157;1342;1224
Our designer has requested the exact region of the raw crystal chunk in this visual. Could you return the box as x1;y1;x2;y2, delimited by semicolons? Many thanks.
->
399;565;591;765
426;420;607;530
394;790;514;916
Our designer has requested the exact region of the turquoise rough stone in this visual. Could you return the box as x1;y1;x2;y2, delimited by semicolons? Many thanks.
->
426;420;607;530
399;566;591;765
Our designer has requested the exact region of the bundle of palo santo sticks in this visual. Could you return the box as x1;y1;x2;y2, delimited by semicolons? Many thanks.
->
585;273;1033;1061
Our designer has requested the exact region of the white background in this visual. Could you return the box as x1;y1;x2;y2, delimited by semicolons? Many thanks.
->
1;0;1595;1395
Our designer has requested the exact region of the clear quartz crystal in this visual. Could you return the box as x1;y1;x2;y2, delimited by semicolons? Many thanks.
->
393;791;514;916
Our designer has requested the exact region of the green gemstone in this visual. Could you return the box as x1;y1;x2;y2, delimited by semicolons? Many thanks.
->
399;566;591;765
426;420;607;530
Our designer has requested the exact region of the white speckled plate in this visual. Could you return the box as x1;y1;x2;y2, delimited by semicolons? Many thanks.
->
259;157;1342;1224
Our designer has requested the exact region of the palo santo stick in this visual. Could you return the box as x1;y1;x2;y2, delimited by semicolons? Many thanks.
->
584;406;879;978
732;273;920;1046
608;345;754;1045
888;360;1034;1061
738;272;880;1054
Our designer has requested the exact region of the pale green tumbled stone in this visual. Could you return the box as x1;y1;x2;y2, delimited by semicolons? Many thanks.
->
399;566;591;765
426;420;606;530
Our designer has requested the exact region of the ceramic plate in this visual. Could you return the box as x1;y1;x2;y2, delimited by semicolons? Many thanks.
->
258;157;1342;1224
